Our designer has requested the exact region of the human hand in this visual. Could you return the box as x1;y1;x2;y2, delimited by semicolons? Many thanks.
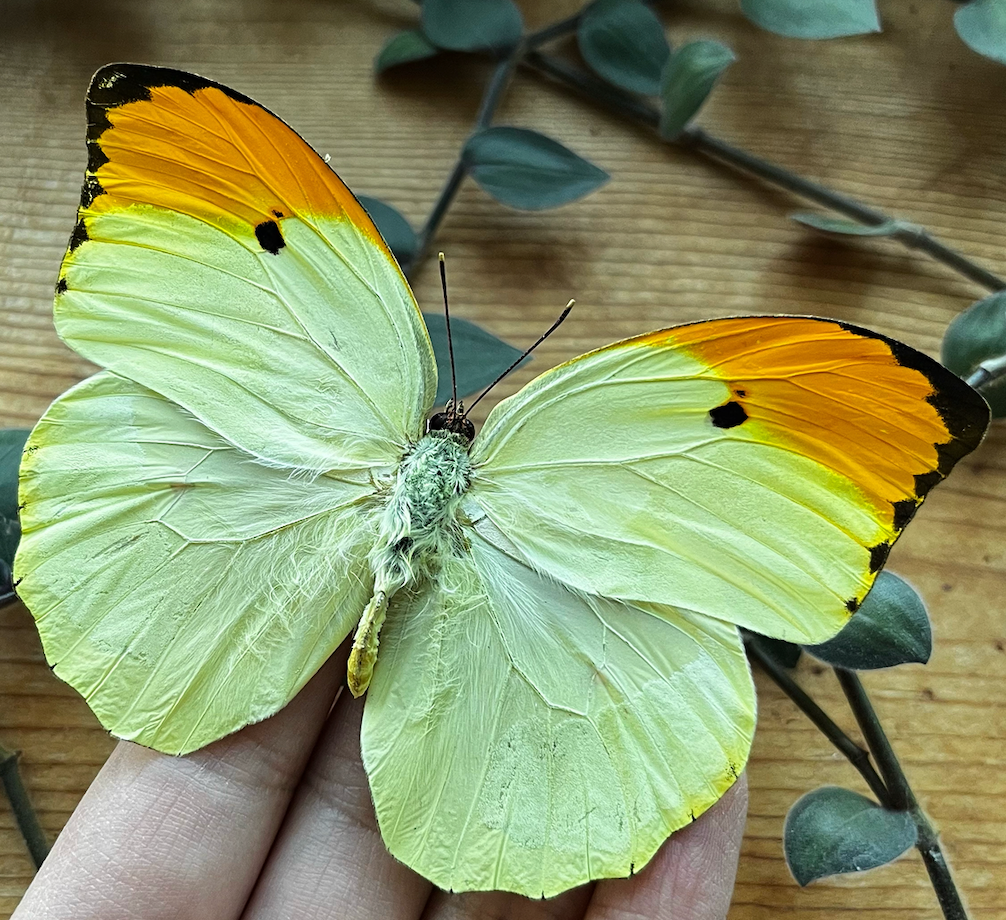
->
12;645;748;920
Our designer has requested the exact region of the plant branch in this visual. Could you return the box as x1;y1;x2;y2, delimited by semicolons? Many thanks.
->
522;51;1006;294
966;352;1006;391
836;669;968;920
744;638;889;804
406;48;523;277
0;743;48;869
744;635;885;800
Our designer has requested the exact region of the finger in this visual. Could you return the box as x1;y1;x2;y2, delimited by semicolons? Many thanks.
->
421;884;593;920
241;689;431;920
12;653;345;920
585;775;748;920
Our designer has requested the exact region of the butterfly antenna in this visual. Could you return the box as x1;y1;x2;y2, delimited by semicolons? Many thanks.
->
464;300;574;418
439;252;458;411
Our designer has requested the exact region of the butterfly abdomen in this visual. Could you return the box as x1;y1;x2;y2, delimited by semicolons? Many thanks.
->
349;430;473;696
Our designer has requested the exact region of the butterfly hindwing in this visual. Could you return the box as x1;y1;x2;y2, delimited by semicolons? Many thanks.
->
361;526;754;897
468;316;989;644
58;63;436;471
17;372;378;754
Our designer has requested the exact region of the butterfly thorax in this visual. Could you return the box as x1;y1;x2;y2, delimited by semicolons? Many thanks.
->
347;430;472;697
375;429;473;586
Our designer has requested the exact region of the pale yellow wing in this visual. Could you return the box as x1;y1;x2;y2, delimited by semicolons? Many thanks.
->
58;63;435;471
17;371;377;754
360;525;754;897
468;316;988;644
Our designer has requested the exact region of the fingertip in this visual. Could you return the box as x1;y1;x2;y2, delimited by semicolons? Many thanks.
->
588;774;749;920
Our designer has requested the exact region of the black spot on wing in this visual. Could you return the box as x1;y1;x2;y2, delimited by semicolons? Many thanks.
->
869;541;891;573
68;218;89;253
710;400;747;429
846;597;860;613
55;277;68;295
892;499;918;531
255;219;285;254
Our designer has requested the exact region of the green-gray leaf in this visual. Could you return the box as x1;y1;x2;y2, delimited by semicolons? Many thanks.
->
0;429;30;595
792;213;910;237
785;787;917;886
423;313;526;405
955;0;1006;65
942;291;1006;418
577;0;671;95
805;571;931;670
462;126;609;210
375;29;440;73
421;0;523;53
658;40;735;140
358;195;419;265
741;0;880;39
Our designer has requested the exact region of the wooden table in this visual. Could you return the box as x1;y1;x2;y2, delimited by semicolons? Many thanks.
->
1;0;1003;916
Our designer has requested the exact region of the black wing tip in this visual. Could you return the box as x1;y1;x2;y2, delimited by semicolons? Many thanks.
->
87;63;258;110
835;319;990;458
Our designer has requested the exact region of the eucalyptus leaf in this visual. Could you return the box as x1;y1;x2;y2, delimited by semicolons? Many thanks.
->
942;291;1006;418
463;126;609;210
658;40;735;140
954;0;1006;65
358;195;419;265
421;0;523;53
375;29;440;73
0;429;30;595
577;0;671;95
792;213;910;237
740;0;880;39
423;312;526;405
784;787;917;886
805;571;931;670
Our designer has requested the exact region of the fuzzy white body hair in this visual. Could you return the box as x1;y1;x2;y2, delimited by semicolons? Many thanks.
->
370;429;473;596
347;429;473;695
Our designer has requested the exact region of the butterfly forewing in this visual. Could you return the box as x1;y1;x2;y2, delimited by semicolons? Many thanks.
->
468;316;988;643
58;63;436;472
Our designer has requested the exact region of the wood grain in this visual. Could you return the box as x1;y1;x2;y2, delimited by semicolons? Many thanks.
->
1;0;1003;916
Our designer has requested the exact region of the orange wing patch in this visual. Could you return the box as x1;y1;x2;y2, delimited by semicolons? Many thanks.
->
662;316;988;551
72;64;386;255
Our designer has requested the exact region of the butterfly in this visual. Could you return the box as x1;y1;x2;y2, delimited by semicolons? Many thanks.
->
14;63;989;898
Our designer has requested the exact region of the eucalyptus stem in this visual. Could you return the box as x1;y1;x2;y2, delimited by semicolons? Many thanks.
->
0;743;48;869
744;638;889;803
966;352;1006;391
522;51;1006;294
836;669;968;920
406;49;522;277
